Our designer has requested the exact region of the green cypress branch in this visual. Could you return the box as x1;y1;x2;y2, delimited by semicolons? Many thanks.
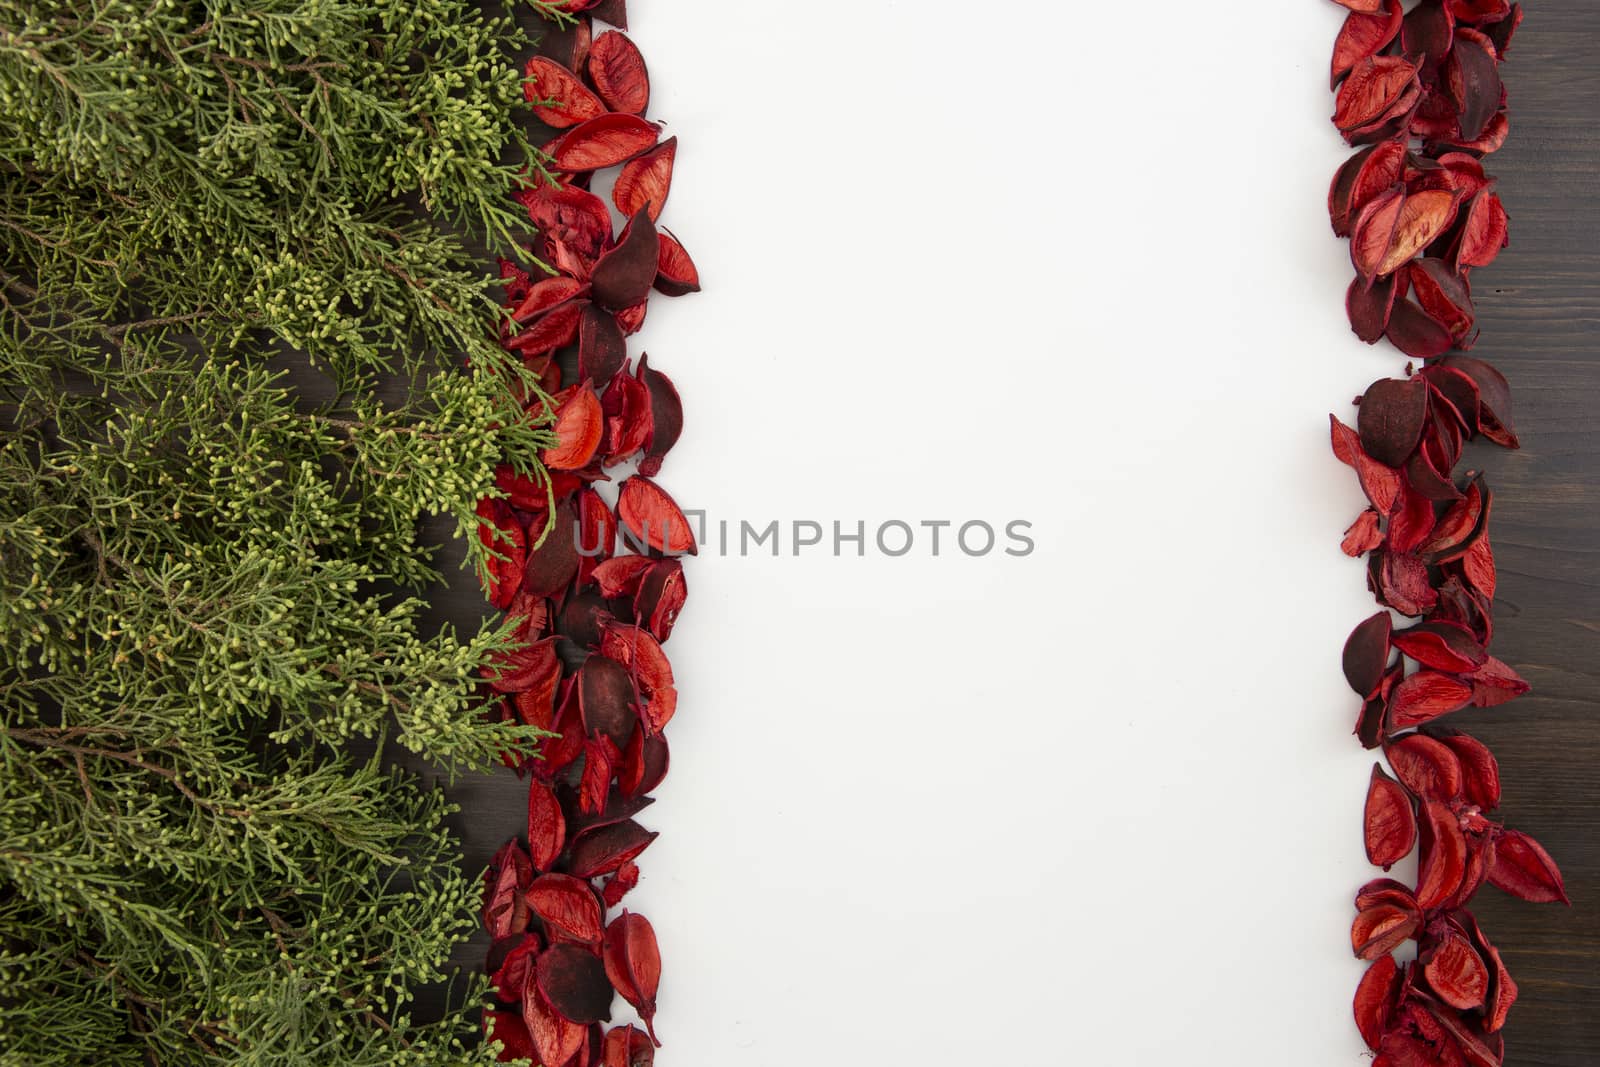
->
0;0;560;1061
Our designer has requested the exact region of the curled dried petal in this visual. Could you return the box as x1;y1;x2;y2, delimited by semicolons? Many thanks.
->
537;942;616;1025
528;780;568;872
526;56;608;128
603;912;662;1044
592;208;661;311
617;476;697;555
551;113;661;172
1389;671;1475;731
1488;829;1569;904
1344;611;1394;697
614;137;677;222
1354;955;1402;1051
1416;799;1469;909
527;873;606;945
544;384;605;471
1423;928;1489;1011
1386;734;1464;799
1365;763;1418;869
1359;377;1430;468
589;30;651;114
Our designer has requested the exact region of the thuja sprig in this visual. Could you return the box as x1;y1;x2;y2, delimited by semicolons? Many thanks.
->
0;0;570;1061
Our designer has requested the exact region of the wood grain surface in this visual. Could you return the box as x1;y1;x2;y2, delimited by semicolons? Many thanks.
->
1436;5;1600;1063
412;5;1600;1060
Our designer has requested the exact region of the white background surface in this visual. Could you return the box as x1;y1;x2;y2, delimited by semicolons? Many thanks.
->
622;2;1413;1062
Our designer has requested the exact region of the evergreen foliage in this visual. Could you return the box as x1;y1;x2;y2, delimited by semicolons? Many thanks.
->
0;0;563;1060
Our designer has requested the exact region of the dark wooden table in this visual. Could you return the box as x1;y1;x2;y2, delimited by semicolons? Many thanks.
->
1446;4;1600;1062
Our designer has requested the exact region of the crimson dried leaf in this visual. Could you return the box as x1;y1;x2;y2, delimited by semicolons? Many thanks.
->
617;476;697;555
580;654;640;749
614;137;676;222
1354;955;1402;1051
1487;829;1568;903
519;184;613;260
526;56;608;128
1353;901;1420;959
1416;799;1469;909
580;304;628;386
1365;763;1418;869
569;819;658;878
603;912;661;1043
486;1010;538;1062
527;873;606;946
1407;259;1476;345
551;113;660;172
1333;1;1404;88
528;780;568;871
1445;28;1504;143
655;231;701;297
1343;508;1384;556
1438;731;1502;810
544;384;605;471
511;299;589;357
537;943;616;1025
602;1025;655;1067
1392;621;1487;673
1386;734;1464;799
1332;140;1408;237
1386;297;1456;359
591;554;655;598
1347;271;1400;343
1359;378;1430;468
603;366;654;465
1335;56;1422;137
524;500;582;599
589;31;651;114
635;559;687;642
1437;354;1517;447
1454;190;1510;272
592;208;661;311
523;974;588;1067
513;276;588;324
1344;611;1394;697
1389;671;1475;730
636;356;683;476
1424;928;1489;1010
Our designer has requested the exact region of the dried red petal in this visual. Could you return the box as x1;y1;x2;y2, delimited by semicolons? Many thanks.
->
602;860;641;908
617;476;697;555
1407;259;1476;345
1462;535;1496;600
1359;378;1430;468
1424;928;1489;1011
603;912;661;1043
1365;763;1418;869
528;780;568;872
526;56;608;129
636;357;683;476
1488;829;1568;904
1437;355;1517;447
1343;508;1384;557
492;933;542;1002
1386;734;1464;799
1465;655;1528;708
1353;901;1421;959
1354;955;1402;1051
1458;911;1518;1031
1331;415;1402;513
580;304;628;386
1346;271;1401;343
620;729;669;797
577;487;619;586
602;366;654;465
510;299;589;357
1416;799;1469;909
591;0;628;27
1387;484;1437;555
1385;297;1456;359
544;384;605;471
1351;186;1406;279
1335;56;1422;138
1485;3;1522;53
1373;549;1439;616
523;973;588;1067
569;819;658;878
588;31;651;115
527;873;606;946
591;554;656;598
486;1009;538;1062
550;113;660;172
614;137;676;222
1333;1;1404;88
654;231;701;297
1402;0;1456;62
1392;621;1487;673
592;208;661;311
1344;611;1394;697
485;840;535;937
635;559;687;642
513;276;588;324
537;942;616;1025
1382;191;1460;276
1389;671;1475;731
478;498;528;610
524;500;582;599
602;1024;655;1067
1455;190;1510;272
581;654;641;749
1444;28;1504;143
518;184;613;260
1438;731;1502;810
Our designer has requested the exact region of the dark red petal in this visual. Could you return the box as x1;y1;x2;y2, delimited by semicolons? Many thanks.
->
537;942;616;1025
527;873;606;945
1488;830;1569;904
1364;763;1418;870
588;30;651;115
1343;611;1394;697
592;208;661;311
614;137;676;223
